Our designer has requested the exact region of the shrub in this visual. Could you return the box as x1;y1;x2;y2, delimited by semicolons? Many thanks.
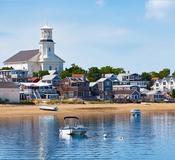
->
20;100;35;105
61;98;85;104
0;98;9;104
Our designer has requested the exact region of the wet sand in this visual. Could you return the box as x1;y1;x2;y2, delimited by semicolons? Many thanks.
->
0;103;175;118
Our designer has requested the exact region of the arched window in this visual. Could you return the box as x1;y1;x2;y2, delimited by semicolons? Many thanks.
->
48;47;51;52
49;65;52;70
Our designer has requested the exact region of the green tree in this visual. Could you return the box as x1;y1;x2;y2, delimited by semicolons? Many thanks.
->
171;89;175;98
33;72;39;77
0;66;13;70
172;71;175;77
38;70;49;78
100;66;125;75
60;69;72;79
87;67;101;82
32;70;49;78
112;68;125;75
100;66;113;74
60;64;86;79
150;71;159;79
141;72;151;81
159;68;170;79
69;64;86;74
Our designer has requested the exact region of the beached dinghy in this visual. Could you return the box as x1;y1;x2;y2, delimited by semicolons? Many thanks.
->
39;105;57;111
59;116;87;136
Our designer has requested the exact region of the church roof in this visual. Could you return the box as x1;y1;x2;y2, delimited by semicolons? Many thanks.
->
4;49;39;63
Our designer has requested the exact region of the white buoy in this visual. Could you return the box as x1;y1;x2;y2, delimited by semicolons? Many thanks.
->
117;136;124;141
103;134;107;138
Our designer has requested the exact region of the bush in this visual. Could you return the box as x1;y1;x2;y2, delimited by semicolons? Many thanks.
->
33;99;60;105
171;89;175;98
20;100;35;105
46;100;60;104
61;98;85;104
0;98;9;104
87;100;113;104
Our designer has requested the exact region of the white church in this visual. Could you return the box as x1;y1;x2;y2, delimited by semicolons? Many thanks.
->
4;25;65;76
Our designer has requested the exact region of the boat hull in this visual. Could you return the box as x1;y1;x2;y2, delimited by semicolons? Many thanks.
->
60;128;87;136
39;106;57;111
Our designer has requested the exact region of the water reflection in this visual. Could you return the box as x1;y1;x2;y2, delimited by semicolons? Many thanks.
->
0;113;175;159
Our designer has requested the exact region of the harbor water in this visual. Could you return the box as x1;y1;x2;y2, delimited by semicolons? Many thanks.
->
0;112;175;159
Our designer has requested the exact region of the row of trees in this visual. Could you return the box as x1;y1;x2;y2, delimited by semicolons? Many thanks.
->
141;68;173;81
60;64;125;82
61;65;175;82
1;64;170;82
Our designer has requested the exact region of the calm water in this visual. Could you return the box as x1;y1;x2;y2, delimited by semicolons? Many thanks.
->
0;112;175;160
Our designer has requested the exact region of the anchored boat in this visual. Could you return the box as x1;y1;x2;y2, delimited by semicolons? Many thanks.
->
59;116;87;136
130;109;141;117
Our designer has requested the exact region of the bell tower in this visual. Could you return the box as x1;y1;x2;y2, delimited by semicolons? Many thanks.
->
38;24;64;72
39;25;55;59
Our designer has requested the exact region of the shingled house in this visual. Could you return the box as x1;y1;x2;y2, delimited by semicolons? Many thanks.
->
58;74;89;99
113;90;141;103
4;25;64;76
90;78;113;100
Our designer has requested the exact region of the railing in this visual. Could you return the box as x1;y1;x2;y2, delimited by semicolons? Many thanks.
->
33;90;41;99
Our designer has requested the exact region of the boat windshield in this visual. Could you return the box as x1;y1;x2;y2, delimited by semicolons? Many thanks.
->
64;117;80;127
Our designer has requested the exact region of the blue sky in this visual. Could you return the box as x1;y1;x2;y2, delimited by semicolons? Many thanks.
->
1;0;175;73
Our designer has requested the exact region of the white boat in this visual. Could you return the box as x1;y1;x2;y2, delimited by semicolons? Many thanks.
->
130;109;141;117
39;105;57;111
59;116;87;136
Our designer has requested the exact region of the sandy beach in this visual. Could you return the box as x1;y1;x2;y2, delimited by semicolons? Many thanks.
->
0;103;175;117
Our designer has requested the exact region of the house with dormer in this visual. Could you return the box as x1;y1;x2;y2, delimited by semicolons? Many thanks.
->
152;77;175;92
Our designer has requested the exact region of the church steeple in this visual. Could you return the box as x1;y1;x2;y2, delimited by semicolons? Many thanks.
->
40;25;53;41
39;25;55;59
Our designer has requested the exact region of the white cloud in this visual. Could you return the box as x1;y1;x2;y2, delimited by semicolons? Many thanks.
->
145;0;175;20
96;0;105;7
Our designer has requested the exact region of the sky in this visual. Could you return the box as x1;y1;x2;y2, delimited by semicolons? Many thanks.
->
1;0;175;73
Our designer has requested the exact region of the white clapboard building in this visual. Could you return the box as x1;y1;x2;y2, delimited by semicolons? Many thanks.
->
4;25;65;76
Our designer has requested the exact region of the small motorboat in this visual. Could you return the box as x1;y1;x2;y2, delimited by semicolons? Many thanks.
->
39;105;57;111
59;116;87;136
130;109;141;117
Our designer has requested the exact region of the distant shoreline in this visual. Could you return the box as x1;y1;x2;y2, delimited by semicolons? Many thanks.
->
0;103;175;118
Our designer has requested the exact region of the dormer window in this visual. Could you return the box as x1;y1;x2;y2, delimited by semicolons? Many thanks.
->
156;83;159;87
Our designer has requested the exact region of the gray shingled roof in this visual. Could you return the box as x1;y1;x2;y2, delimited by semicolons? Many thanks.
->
66;77;86;82
4;49;39;63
